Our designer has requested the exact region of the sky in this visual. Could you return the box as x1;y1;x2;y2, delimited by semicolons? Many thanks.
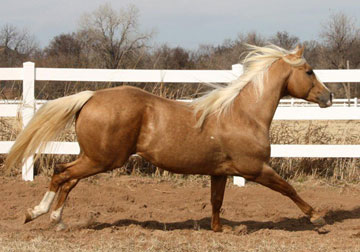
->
0;0;359;49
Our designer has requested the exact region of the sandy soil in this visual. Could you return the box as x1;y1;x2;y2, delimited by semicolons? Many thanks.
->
0;175;359;252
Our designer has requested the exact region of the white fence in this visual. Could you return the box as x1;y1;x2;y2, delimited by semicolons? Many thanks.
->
278;98;358;107
0;62;360;181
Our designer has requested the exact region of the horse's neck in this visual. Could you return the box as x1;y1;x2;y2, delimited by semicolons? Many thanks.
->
235;63;289;130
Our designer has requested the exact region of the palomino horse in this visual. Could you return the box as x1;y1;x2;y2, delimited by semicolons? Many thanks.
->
6;44;333;232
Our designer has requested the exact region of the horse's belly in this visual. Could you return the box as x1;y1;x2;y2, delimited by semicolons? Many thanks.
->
136;145;224;175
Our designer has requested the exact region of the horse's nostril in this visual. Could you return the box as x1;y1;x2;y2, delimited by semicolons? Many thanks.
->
330;93;334;102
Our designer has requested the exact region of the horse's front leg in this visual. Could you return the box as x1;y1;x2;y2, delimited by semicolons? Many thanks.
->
210;175;227;232
253;163;325;225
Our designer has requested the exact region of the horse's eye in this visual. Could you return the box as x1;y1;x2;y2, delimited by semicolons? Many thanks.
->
306;70;314;75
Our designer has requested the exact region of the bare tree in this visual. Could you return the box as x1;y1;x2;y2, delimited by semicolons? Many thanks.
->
151;44;194;69
238;32;266;46
0;24;38;66
270;31;299;50
319;12;360;100
319;12;360;69
302;40;322;67
193;33;266;70
43;33;87;68
78;3;153;69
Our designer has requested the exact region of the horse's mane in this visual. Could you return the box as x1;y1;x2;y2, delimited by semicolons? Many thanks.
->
191;44;306;127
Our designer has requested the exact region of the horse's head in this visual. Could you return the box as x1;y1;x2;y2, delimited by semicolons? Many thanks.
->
285;46;333;108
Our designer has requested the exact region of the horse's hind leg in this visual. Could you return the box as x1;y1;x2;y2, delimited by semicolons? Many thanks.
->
253;163;325;225
24;190;56;223
210;175;227;232
24;156;107;224
24;162;75;223
49;179;79;231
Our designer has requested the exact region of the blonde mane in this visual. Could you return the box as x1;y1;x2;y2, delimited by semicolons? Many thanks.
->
191;44;306;127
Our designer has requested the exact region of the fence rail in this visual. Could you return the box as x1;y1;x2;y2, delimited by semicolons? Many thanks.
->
0;62;359;181
278;98;358;107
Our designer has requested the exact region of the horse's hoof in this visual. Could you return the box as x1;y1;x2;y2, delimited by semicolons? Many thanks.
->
24;209;33;224
212;225;223;232
310;216;326;226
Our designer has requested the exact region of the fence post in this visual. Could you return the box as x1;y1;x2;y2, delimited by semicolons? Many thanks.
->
231;64;246;187
232;64;243;77
22;62;35;181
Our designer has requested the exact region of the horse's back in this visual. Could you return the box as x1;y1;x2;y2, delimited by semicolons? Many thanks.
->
79;85;179;119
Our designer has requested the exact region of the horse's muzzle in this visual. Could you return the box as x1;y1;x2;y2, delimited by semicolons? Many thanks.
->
318;92;334;108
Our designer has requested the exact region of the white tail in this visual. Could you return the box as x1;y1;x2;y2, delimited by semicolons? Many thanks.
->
5;91;95;170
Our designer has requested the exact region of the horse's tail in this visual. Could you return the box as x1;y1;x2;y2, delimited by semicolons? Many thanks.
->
5;90;95;171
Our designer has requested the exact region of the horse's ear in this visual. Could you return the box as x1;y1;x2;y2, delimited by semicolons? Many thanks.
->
295;44;305;57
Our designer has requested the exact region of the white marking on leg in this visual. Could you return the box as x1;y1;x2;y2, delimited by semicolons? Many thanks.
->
30;191;56;219
50;205;67;231
50;205;64;223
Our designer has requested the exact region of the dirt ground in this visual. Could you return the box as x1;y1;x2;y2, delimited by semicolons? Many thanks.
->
0;175;359;252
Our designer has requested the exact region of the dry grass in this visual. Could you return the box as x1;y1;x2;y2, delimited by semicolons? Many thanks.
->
1;235;358;252
270;121;360;183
